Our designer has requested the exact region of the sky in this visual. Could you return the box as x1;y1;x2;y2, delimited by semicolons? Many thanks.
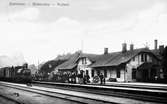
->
0;0;167;65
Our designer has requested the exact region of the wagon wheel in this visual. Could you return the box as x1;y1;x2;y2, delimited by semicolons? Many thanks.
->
93;76;100;83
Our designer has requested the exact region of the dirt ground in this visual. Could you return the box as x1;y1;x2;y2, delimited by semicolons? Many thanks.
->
0;85;79;104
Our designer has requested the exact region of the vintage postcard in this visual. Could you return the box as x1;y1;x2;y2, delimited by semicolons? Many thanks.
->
0;0;167;104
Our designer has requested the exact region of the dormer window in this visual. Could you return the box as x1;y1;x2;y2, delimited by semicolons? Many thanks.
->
82;57;87;64
132;57;135;61
141;53;147;62
144;54;147;62
141;54;144;62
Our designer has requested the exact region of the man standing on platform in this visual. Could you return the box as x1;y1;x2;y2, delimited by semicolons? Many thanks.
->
99;73;104;85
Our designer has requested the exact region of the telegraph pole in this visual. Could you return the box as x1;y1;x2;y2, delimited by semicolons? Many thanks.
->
37;59;40;73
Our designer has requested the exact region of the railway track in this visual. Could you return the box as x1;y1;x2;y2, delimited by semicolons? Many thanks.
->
32;81;167;103
0;81;161;104
0;81;122;104
0;94;22;104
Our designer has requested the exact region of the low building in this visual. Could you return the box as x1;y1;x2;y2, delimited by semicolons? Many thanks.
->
55;42;162;83
77;48;160;82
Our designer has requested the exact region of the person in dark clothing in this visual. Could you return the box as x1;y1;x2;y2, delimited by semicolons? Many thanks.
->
99;73;104;85
71;72;76;83
69;73;72;83
73;72;76;83
83;75;86;84
67;72;70;83
85;74;90;83
77;72;83;84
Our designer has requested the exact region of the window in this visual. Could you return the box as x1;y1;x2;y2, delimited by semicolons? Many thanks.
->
141;53;147;62
141;54;144;62
85;58;87;64
81;57;87;64
97;70;100;76
86;70;88;75
132;68;136;79
104;70;107;78
91;70;94;77
117;69;120;78
144;54;147;62
82;58;84;64
132;57;135;61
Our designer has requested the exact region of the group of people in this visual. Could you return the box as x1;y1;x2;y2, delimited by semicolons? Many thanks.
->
52;71;90;84
34;70;106;85
77;71;90;84
53;71;106;85
92;73;105;84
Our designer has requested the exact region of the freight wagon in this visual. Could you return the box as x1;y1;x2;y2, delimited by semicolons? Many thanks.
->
0;63;32;83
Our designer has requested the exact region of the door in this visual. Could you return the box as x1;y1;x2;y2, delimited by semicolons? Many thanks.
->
142;69;149;82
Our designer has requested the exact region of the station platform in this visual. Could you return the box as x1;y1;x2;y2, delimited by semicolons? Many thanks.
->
105;82;167;87
35;80;167;91
0;81;160;104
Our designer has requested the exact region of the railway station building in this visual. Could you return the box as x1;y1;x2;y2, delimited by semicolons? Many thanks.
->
55;40;163;83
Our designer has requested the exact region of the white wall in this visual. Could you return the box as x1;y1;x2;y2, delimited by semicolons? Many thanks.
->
110;69;116;78
125;53;158;82
117;68;125;82
78;57;92;66
107;70;111;78
77;57;92;72
77;57;92;79
93;67;125;82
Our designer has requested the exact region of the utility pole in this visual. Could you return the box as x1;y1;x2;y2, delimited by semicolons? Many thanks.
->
37;59;40;73
80;29;88;53
81;39;84;53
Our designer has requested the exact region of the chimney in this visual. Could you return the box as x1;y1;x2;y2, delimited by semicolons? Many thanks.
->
104;48;108;54
122;43;127;53
159;45;164;55
154;39;158;50
130;44;134;51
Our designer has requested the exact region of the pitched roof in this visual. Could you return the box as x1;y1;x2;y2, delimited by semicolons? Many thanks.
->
56;52;81;70
56;48;159;70
77;53;100;62
88;52;119;67
137;62;154;69
151;49;162;60
90;48;154;68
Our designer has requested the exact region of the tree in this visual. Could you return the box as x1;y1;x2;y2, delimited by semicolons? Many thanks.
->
162;46;167;82
39;59;66;76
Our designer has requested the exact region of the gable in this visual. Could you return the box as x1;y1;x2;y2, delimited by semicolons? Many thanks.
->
77;57;92;66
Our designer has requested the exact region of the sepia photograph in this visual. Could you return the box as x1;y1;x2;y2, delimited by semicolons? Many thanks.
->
0;0;167;104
